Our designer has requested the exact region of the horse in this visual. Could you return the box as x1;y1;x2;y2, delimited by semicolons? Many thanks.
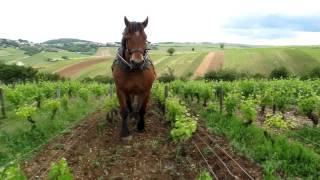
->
112;16;156;140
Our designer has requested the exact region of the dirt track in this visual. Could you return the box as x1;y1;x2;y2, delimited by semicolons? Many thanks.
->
21;100;262;179
55;57;109;78
193;52;224;78
95;48;111;57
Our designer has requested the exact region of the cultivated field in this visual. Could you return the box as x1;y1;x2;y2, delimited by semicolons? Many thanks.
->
2;44;320;80
223;47;320;75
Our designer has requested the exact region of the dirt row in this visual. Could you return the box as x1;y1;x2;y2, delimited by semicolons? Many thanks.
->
22;100;262;179
193;52;224;78
56;57;109;78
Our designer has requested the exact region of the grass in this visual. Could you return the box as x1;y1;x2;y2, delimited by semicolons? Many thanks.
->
0;95;105;167
288;126;320;153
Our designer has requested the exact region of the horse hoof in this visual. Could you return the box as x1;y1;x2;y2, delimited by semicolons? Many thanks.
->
121;135;133;141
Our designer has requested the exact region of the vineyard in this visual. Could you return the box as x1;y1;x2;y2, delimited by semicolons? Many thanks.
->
162;79;320;179
0;82;111;179
0;79;320;179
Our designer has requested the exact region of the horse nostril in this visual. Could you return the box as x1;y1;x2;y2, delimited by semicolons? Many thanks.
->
130;59;143;65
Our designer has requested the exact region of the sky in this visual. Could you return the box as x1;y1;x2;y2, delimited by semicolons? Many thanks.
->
0;0;319;45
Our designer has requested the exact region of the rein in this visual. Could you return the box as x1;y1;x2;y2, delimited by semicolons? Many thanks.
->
116;53;133;69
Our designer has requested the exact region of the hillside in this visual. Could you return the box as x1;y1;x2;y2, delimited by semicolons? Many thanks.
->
223;47;320;75
42;38;92;44
1;38;320;80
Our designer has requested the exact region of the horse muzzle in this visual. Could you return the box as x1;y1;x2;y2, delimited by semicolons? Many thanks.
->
130;59;145;69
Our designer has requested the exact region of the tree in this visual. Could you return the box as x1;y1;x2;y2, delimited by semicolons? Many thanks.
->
269;66;290;79
158;66;176;83
309;67;320;79
61;56;69;60
167;48;175;56
220;43;225;49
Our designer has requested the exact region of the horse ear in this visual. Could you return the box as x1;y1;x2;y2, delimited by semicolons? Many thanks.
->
124;16;130;27
142;17;148;28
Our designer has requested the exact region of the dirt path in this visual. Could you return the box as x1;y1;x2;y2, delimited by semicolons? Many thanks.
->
193;52;224;78
55;56;109;78
21;100;262;179
95;48;111;57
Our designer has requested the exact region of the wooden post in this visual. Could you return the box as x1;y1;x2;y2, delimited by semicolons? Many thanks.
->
56;89;61;98
164;85;169;99
0;88;6;119
163;85;169;114
108;84;113;97
219;89;224;113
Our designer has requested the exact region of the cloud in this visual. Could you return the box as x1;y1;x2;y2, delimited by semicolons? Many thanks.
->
226;28;297;39
225;14;320;32
223;14;320;39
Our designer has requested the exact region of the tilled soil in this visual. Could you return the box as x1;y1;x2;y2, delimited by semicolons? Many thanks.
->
56;57;109;78
22;100;262;179
193;51;224;78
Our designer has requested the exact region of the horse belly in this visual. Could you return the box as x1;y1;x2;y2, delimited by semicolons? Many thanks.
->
124;79;152;95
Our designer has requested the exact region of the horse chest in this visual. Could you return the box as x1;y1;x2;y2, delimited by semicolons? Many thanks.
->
115;75;147;93
113;65;155;94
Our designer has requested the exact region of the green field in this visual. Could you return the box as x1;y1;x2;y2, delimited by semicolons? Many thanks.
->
0;48;90;65
21;51;90;65
150;52;207;77
0;48;27;64
223;47;320;75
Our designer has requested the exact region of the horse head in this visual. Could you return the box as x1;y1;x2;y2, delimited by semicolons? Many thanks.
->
122;16;149;69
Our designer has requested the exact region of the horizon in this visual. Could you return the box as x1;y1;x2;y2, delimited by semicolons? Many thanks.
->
3;37;319;47
1;0;320;45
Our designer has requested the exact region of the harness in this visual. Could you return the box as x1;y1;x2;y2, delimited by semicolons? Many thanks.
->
113;45;153;71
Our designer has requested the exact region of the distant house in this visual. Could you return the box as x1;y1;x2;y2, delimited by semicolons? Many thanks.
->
16;61;25;66
46;48;60;52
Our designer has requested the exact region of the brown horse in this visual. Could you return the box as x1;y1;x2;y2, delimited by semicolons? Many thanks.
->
112;16;156;140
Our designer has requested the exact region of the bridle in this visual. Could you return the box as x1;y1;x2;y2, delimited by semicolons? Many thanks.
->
116;37;150;70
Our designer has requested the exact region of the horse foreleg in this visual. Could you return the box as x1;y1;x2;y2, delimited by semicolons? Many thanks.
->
118;91;130;138
137;94;149;132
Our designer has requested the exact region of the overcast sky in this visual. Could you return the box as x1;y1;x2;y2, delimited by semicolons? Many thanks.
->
1;0;319;45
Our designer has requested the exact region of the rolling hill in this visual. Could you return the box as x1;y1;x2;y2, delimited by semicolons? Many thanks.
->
1;39;320;80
